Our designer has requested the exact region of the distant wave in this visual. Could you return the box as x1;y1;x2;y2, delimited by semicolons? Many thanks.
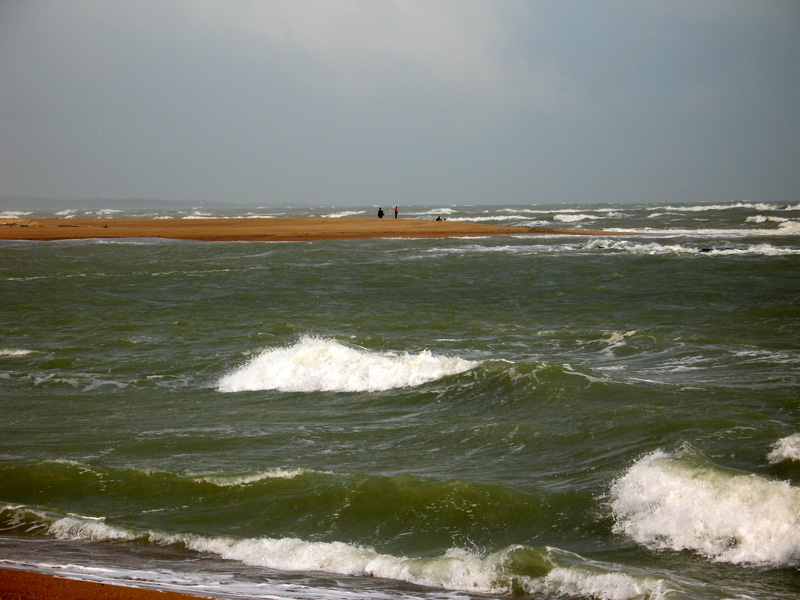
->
584;239;800;256
656;202;800;212
610;446;800;567
217;336;478;393
0;348;34;357
322;210;366;218
554;213;603;223
746;215;792;224
193;468;312;486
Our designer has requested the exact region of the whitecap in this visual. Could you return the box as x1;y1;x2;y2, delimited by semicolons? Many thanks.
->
0;349;33;357
554;214;601;223
217;336;478;393
584;239;800;256
610;447;800;567
194;469;311;486
746;215;788;225
417;208;456;216
767;434;800;464
155;535;668;600
656;202;784;212
322;210;365;218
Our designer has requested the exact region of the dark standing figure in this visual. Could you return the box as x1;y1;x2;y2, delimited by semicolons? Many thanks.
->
377;207;384;218
394;206;398;219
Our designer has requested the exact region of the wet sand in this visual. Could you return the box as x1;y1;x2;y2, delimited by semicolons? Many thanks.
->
0;217;616;242
0;568;216;600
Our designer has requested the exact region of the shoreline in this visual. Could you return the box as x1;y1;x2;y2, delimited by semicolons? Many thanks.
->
0;567;217;600
0;217;629;242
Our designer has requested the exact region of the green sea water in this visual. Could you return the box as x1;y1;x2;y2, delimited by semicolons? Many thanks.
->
1;203;799;600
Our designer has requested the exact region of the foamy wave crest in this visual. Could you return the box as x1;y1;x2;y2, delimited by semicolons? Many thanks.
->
777;220;800;235
746;215;790;225
657;202;788;212
183;540;668;600
0;348;33;357
610;447;800;566
49;516;137;542
0;504;670;599
584;239;800;256
768;434;800;464
418;208;456;216
0;505;137;542
585;240;697;255
218;336;478;393
532;566;667;600
322;210;365;218
554;213;601;223
193;469;310;486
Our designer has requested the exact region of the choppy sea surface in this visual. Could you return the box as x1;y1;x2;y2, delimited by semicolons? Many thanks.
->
1;202;799;600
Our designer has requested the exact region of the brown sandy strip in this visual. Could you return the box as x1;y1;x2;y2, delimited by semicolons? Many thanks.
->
0;217;629;242
0;568;217;600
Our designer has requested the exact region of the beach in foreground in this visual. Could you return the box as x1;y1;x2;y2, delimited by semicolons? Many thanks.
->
0;568;213;600
0;217;604;242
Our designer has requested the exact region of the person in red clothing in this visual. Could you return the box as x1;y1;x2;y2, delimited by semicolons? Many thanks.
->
394;206;398;219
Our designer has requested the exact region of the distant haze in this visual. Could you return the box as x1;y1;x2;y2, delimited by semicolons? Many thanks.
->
2;1;798;207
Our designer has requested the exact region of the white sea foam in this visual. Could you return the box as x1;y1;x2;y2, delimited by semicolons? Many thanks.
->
417;208;456;216
1;504;670;599
656;202;791;212
767;434;800;464
49;515;135;542
533;566;667;600
599;331;637;357
746;215;790;225
610;448;800;566
776;220;800;235
592;223;800;238
218;336;477;393
584;239;800;256
554;213;602;223
0;211;33;218
0;348;33;357
322;210;365;218
194;469;310;486
585;240;696;255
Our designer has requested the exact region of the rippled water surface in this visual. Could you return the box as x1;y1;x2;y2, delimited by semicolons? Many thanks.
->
1;202;799;600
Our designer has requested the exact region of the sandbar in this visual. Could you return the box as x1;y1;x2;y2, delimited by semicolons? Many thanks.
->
0;217;623;242
0;568;216;600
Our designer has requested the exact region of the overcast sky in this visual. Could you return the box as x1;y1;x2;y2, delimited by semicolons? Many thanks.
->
2;1;799;206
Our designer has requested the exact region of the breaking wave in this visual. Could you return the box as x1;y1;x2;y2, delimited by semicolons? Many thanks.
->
609;446;800;567
0;348;34;357
217;336;478;393
768;434;800;464
322;210;366;218
656;202;800;212
0;503;669;600
583;239;800;256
